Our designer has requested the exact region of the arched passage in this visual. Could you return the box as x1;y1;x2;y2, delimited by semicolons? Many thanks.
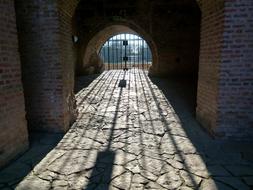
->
76;24;158;75
1;0;253;189
99;33;152;70
73;0;201;77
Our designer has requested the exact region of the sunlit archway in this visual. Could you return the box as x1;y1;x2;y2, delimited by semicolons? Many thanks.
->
99;33;152;70
79;24;158;75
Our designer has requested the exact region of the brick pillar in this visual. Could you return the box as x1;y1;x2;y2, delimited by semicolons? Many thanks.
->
0;0;28;168
15;0;77;133
217;0;253;140
197;0;253;140
196;0;224;136
58;0;78;130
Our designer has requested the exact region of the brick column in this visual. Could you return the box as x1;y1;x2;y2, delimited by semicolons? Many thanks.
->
0;0;28;168
197;0;253;140
217;0;253;140
15;0;77;132
196;0;224;136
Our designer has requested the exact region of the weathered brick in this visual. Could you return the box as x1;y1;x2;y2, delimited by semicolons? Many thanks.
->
14;0;78;132
0;0;28;168
197;0;253;140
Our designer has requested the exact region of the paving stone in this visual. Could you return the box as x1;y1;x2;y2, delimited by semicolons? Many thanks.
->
199;179;234;190
141;133;162;148
110;141;126;150
16;176;51;190
182;154;210;178
37;171;60;181
144;181;166;189
160;135;177;154
114;150;136;165
180;170;202;187
52;187;68;190
47;157;95;175
156;171;182;189
111;172;132;189
32;149;67;174
0;187;12;190
243;176;253;187
225;165;253;176
176;140;197;154
83;183;97;190
243;152;253;163
179;186;194;190
207;165;232;177
139;169;158;181
205;151;244;165
142;149;170;161
68;174;89;189
125;160;141;174
167;122;187;137
1;70;253;190
130;183;145;190
214;177;250;190
102;165;125;183
0;162;31;184
52;179;68;187
122;143;142;156
132;174;150;184
166;158;185;170
138;156;164;175
18;143;57;167
93;184;118;190
9;178;25;187
160;163;177;175
142;120;165;136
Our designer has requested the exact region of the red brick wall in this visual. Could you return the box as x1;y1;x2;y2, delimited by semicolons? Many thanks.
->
58;0;79;129
196;0;225;135
217;0;253;140
197;0;253;140
0;0;28;168
15;0;77;132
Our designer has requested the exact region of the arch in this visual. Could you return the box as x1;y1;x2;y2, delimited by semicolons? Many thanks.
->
77;23;158;75
99;33;153;70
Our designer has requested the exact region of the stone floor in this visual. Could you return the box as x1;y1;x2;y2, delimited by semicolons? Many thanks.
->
1;69;253;190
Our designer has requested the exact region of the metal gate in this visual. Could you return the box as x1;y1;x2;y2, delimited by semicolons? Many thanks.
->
99;34;152;70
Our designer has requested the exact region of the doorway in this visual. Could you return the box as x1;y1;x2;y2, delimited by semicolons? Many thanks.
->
99;33;152;70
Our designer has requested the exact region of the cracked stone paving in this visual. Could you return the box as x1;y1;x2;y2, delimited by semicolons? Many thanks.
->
0;69;253;190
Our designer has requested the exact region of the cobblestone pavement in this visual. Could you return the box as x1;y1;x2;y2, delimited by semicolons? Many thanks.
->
1;69;253;190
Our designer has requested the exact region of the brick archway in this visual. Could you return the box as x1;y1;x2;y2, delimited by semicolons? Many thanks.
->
78;24;159;75
1;0;253;170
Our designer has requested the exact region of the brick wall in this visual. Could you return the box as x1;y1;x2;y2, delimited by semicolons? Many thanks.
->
197;0;253;140
57;0;79;129
15;0;77;132
217;0;253;140
196;0;225;136
0;0;28;168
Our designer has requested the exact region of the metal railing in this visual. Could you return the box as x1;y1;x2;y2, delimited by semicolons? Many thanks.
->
99;33;152;70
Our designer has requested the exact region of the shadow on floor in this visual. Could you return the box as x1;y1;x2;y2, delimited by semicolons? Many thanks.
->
1;70;253;190
0;133;63;189
75;74;101;94
150;76;198;112
149;76;206;137
84;150;116;190
147;74;253;189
